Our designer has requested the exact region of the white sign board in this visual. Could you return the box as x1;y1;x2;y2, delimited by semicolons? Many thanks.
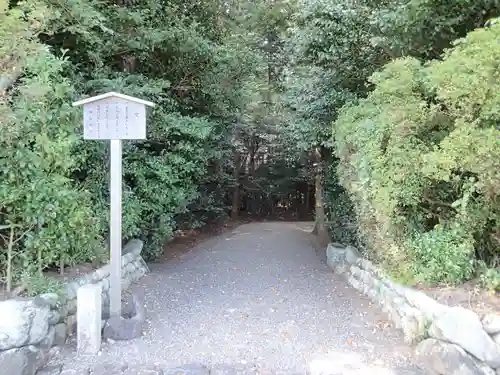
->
83;97;146;140
73;91;154;140
73;92;154;320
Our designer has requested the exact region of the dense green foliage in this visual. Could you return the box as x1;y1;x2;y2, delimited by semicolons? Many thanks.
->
335;25;500;285
283;0;500;287
2;0;500;294
0;0;261;293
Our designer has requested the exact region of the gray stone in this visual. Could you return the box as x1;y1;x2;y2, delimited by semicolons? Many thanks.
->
483;314;500;335
398;305;427;343
53;323;67;346
346;275;361;291
48;310;61;325
428;307;500;368
93;267;110;281
46;346;61;362
350;265;362;278
402;289;448;320
359;269;372;285
400;314;422;344
91;271;102;283
38;326;55;349
344;246;361;264
392;296;407;310
391;283;408;297
125;262;136;274
102;293;145;341
377;278;396;292
37;294;59;309
102;314;142;341
121;277;131;290
137;265;147;277
325;244;347;271
0;345;46;375
415;338;495;375
37;365;63;375
359;258;379;276
384;303;402;329
0;299;51;350
101;278;110;292
361;281;371;295
65;283;79;301
163;363;209;375
58;307;68;319
101;293;109;311
35;345;55;371
123;251;136;264
123;239;143;256
334;265;347;275
66;315;77;334
101;293;136;320
371;278;383;295
67;298;77;315
77;275;92;286
329;242;346;249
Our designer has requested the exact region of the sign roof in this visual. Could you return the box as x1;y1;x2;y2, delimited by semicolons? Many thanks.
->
72;91;155;108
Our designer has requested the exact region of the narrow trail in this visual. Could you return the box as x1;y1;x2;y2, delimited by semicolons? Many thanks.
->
57;222;424;374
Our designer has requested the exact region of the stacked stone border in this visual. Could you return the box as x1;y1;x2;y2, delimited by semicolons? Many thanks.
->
0;239;149;375
326;243;500;375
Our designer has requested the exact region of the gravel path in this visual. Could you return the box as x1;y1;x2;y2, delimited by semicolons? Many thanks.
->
57;222;424;374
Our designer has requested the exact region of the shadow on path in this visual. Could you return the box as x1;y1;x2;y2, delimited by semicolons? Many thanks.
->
58;222;424;374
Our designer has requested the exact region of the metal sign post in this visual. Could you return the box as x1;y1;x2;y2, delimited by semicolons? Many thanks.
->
73;92;154;318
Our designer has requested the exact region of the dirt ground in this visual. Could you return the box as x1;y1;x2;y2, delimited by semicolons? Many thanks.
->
416;281;500;316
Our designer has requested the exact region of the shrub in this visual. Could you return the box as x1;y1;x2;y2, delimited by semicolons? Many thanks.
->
0;49;102;285
334;19;500;285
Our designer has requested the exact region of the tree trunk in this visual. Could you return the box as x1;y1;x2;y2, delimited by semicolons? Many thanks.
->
231;151;241;219
313;148;329;245
305;183;311;213
248;148;256;215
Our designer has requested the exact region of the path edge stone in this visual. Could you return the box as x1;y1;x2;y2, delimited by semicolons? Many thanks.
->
0;239;148;375
325;242;500;375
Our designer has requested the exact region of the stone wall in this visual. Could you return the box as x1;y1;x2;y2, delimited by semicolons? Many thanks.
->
0;239;149;375
326;243;500;375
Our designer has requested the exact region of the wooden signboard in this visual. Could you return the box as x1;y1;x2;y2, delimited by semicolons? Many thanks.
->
73;92;155;318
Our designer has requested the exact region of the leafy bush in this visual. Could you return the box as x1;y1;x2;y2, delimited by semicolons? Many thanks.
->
0;0;260;292
324;159;359;246
1;59;102;287
335;20;500;285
